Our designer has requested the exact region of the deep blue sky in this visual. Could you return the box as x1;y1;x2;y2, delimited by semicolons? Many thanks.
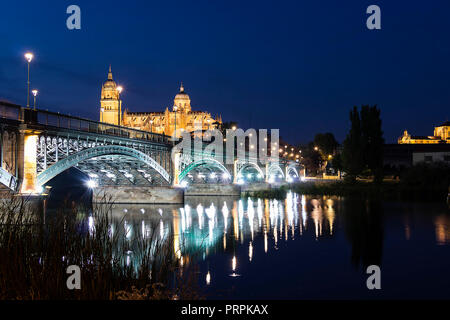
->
1;0;449;144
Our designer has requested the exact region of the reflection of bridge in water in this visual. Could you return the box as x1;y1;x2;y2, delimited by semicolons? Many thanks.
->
0;102;301;202
105;193;338;270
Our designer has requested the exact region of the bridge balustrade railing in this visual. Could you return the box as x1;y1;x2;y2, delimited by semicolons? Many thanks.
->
0;102;21;121
34;110;170;144
0;102;170;145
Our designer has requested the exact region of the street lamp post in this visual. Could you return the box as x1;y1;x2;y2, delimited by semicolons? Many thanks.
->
24;52;33;107
32;89;38;110
173;105;178;141
117;86;123;126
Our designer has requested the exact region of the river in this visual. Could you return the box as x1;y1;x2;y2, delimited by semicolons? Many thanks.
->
93;193;450;299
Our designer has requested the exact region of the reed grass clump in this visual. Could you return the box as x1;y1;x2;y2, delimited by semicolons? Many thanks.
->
0;195;198;300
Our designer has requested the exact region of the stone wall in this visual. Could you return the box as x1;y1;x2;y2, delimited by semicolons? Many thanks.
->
184;183;241;196
93;186;184;204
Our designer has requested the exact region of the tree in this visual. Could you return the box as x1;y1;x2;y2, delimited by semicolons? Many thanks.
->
342;107;364;183
342;105;385;183
313;132;338;158
301;143;323;176
331;153;343;172
360;105;384;183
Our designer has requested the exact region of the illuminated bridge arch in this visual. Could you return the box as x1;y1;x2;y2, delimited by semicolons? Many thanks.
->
178;158;231;182
236;162;265;179
268;163;285;179
36;145;171;187
287;165;299;178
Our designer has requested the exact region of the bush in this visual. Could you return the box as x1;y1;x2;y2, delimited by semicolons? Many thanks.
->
399;162;450;199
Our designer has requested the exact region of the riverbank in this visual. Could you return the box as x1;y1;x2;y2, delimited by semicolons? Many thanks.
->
244;180;450;202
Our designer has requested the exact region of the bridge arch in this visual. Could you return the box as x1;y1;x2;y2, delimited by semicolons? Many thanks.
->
36;145;171;186
178;158;231;183
287;166;299;178
268;163;285;180
236;162;265;180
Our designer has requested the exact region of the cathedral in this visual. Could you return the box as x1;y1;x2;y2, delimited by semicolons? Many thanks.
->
99;66;221;137
398;121;450;144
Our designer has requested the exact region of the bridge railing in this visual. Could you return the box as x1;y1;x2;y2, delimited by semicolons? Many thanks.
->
0;101;170;145
0;102;21;121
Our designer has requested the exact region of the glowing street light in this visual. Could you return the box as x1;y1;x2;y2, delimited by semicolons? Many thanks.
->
173;105;178;140
86;179;97;189
24;52;33;107
180;180;189;188
31;89;38;110
116;85;123;125
24;52;33;62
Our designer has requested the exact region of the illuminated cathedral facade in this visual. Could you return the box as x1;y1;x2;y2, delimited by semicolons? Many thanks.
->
398;121;450;144
99;67;222;137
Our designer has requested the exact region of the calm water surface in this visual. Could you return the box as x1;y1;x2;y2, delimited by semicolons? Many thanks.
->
102;193;450;299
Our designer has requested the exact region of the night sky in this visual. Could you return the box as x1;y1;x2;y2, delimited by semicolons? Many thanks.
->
1;0;449;144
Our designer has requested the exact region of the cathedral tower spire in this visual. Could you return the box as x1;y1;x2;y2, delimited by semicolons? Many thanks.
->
108;65;113;80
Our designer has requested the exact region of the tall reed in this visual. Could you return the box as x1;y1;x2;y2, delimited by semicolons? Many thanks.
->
0;195;198;300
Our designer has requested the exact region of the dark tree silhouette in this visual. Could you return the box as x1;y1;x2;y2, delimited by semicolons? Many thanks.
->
342;105;384;183
360;105;384;183
342;107;364;182
313;132;338;158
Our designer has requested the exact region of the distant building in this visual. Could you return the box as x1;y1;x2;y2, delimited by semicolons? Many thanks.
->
384;144;450;168
398;121;450;144
99;66;221;137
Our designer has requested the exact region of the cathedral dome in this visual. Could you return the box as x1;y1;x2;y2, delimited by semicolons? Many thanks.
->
173;83;191;112
101;66;119;100
174;83;189;99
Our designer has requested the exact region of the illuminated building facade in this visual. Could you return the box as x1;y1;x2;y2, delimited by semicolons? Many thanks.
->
100;67;221;137
398;121;450;144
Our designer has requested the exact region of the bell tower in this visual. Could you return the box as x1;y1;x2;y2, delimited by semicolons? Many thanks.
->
100;65;120;125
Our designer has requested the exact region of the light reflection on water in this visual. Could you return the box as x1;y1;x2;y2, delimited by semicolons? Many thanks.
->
99;194;450;299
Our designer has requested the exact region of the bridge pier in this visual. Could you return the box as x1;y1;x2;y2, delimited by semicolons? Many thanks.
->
184;183;241;196
241;182;272;192
20;132;39;193
92;185;184;204
233;159;238;184
172;152;180;186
